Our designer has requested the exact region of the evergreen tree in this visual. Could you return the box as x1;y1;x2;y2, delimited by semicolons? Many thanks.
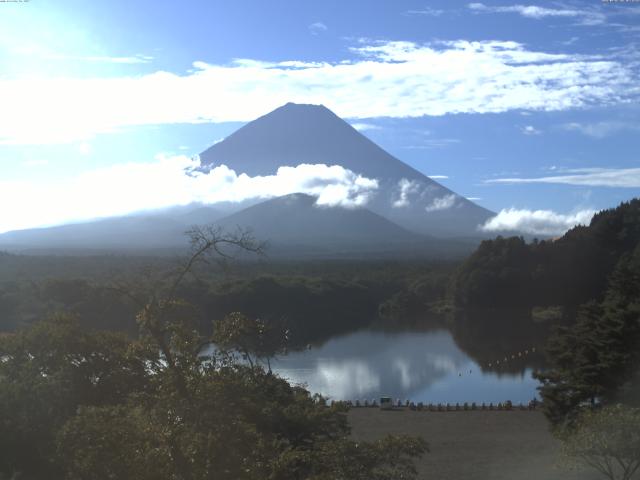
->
535;246;640;427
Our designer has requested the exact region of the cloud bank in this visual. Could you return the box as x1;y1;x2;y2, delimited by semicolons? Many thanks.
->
1;39;637;144
0;157;379;234
487;167;640;188
480;208;597;236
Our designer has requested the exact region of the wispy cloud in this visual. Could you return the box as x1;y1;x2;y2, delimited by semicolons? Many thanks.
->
467;3;606;25
429;175;449;179
405;8;444;17
480;208;596;236
392;178;454;209
425;194;457;212
0;39;637;144
486;167;640;188
393;179;421;208
0;157;379;233
402;138;461;149
350;122;381;131
521;125;541;135
308;22;328;35
561;36;580;46
561;121;640;138
44;53;154;64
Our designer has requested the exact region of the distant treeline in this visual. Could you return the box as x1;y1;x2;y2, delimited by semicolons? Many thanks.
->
0;257;455;348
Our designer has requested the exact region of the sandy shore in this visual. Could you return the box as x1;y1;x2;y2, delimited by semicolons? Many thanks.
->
348;408;599;480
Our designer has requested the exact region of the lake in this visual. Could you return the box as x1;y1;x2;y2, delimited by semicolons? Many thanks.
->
268;329;541;404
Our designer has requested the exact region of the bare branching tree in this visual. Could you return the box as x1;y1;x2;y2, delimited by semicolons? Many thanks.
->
107;226;265;387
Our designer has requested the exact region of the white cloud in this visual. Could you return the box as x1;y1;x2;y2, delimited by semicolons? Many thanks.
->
406;8;444;16
521;125;541;135
487;167;640;188
562;36;580;46
308;22;328;35
429;175;449;179
22;159;49;167
392;178;456;209
425;194;457;212
0;39;636;144
0;157;379;233
480;208;597;236
561;121;640;138
466;196;482;201
45;54;154;64
467;3;606;25
402;138;461;149
350;122;381;131
392;178;421;208
77;142;92;155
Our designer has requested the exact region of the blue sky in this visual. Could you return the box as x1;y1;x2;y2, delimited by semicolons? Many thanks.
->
0;0;639;234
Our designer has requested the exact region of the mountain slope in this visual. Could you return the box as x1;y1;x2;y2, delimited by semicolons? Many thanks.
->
199;102;494;237
0;205;225;252
216;193;418;244
214;193;473;258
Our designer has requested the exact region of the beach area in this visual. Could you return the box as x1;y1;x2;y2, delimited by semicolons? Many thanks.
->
348;408;599;480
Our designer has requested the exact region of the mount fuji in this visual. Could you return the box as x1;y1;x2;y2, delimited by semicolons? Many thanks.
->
199;102;493;237
0;103;494;256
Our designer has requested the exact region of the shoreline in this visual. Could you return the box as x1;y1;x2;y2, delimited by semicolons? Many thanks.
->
348;409;598;480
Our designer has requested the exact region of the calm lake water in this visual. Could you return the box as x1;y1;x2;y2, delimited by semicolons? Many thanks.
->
268;329;540;403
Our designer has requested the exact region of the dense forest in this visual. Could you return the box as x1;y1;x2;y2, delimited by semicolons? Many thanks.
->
0;251;454;348
450;199;640;426
451;199;640;312
0;230;429;480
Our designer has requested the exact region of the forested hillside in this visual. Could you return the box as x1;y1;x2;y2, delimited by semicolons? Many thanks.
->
451;199;640;312
449;199;640;426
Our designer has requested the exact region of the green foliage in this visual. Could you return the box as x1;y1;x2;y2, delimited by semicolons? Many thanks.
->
0;231;428;480
378;270;450;324
204;275;382;346
213;312;288;369
0;315;426;480
0;316;148;478
451;236;534;309
451;199;640;311
535;246;640;427
531;305;564;323
272;435;428;480
560;404;640;480
57;405;172;480
0;258;455;348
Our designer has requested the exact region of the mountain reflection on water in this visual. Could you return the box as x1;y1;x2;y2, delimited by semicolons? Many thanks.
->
270;329;541;403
